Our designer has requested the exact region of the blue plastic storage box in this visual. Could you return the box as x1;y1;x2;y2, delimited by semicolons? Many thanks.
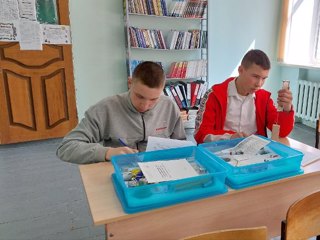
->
199;136;304;189
111;146;228;213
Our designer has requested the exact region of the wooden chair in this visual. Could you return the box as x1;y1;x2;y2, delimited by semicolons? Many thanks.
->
316;115;320;149
281;190;320;240
181;226;267;240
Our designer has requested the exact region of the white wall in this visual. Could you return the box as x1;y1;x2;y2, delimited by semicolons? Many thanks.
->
69;0;127;118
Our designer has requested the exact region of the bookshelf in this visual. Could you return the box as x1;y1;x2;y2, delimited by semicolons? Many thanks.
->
123;0;208;128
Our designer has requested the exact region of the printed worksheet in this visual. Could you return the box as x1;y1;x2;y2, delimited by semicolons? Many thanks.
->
138;159;198;183
227;134;270;155
215;135;280;166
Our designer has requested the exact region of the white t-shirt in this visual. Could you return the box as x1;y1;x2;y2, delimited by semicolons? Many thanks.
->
207;79;257;141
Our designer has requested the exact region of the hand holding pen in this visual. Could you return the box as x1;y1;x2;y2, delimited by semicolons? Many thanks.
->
105;138;139;161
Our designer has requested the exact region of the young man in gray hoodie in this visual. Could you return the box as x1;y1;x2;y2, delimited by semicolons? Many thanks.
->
56;61;186;164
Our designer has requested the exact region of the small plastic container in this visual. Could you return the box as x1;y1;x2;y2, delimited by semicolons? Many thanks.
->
199;136;304;189
111;146;228;213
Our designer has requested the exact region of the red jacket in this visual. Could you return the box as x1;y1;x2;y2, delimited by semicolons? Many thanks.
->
194;77;294;144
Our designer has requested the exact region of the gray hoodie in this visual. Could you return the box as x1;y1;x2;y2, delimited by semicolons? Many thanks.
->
56;91;186;164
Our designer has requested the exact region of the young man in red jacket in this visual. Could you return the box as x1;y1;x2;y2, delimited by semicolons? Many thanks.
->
194;49;294;144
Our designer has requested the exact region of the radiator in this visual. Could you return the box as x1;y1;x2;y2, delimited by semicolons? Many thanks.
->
296;80;320;122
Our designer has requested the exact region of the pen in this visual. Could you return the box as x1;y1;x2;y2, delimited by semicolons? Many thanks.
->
118;138;128;147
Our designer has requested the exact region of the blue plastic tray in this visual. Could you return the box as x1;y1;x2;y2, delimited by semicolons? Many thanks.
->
199;136;304;189
111;146;228;213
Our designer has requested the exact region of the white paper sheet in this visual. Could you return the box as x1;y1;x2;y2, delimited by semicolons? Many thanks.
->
0;0;19;22
19;20;42;50
146;136;196;152
227;134;270;155
293;147;320;167
138;159;198;183
0;21;19;41
18;0;37;21
41;24;71;44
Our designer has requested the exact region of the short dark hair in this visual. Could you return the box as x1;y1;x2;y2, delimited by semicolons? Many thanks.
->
132;61;165;88
241;49;271;70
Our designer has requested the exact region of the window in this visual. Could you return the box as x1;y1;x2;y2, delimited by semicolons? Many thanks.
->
278;0;320;67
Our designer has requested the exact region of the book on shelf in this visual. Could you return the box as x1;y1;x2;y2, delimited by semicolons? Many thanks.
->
195;80;207;105
167;0;207;18
178;81;191;107
128;0;169;16
129;27;166;49
165;29;206;50
167;60;207;79
200;30;207;48
170;85;183;109
174;84;187;109
164;85;175;102
152;0;160;16
190;81;198;107
164;80;207;110
128;27;138;47
177;82;190;109
127;0;207;19
160;0;168;16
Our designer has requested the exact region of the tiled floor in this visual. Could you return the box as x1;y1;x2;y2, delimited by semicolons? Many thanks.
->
0;123;316;240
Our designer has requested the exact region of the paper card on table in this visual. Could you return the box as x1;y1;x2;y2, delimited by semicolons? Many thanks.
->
298;149;320;167
138;159;198;183
146;136;195;152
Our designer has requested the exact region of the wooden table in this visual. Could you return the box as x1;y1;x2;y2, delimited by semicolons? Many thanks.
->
79;138;320;240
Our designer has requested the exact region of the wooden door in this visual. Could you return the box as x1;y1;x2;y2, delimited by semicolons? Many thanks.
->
0;0;78;144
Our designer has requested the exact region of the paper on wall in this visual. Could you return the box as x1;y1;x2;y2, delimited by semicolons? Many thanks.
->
0;0;19;22
19;20;42;50
41;24;71;44
18;0;37;21
0;21;19;41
